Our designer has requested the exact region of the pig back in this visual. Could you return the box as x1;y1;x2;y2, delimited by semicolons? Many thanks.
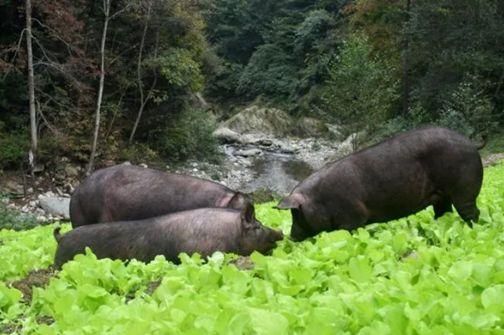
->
293;127;483;223
70;165;233;227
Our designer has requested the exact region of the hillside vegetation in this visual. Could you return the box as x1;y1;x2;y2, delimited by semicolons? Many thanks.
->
1;1;503;170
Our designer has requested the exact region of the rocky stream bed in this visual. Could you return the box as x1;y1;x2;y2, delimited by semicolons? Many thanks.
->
1;106;503;223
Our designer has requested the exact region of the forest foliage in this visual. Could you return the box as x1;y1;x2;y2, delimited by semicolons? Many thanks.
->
0;0;503;169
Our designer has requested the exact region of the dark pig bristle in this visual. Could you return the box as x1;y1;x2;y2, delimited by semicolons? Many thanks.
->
277;127;484;241
54;205;283;269
70;164;252;227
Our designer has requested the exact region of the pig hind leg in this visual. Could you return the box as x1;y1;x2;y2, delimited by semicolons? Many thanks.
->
433;197;453;219
69;196;88;227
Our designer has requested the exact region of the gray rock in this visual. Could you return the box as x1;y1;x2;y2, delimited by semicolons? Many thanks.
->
324;133;358;164
339;133;358;154
33;164;45;173
39;196;70;220
237;158;253;167
3;180;24;194
194;92;210;109
257;139;273;147
235;148;262;157
295;117;329;137
212;127;241;143
34;208;45;215
483;153;504;167
239;133;263;145
64;183;75;194
277;142;296;154
221;106;294;136
36;215;48;222
326;123;345;140
64;165;79;178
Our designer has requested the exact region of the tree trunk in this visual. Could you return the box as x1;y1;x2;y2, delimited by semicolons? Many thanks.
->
25;0;37;178
129;0;153;144
401;0;412;116
87;0;111;175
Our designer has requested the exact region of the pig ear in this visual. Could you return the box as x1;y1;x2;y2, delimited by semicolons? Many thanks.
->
235;191;252;203
228;192;251;208
240;202;255;224
275;194;303;210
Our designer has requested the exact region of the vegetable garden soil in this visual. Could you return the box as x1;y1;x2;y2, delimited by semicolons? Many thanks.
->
0;163;503;334
11;269;54;303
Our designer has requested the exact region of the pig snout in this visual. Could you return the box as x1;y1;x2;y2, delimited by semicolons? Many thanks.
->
270;228;284;243
266;228;284;245
241;226;284;255
263;227;284;251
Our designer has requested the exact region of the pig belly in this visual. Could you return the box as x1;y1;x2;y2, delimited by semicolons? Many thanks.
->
361;166;438;223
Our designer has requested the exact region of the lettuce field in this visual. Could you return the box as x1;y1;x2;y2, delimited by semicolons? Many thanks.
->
1;163;504;334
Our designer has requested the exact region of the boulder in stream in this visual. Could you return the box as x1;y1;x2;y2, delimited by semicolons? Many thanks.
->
38;195;70;220
221;106;294;136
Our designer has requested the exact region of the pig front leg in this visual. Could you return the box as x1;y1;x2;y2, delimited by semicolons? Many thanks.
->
433;197;453;219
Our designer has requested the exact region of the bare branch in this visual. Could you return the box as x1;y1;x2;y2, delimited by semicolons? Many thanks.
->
35;88;75;111
33;61;84;90
31;18;77;56
31;35;55;63
26;0;37;179
109;42;139;66
36;98;60;135
88;0;112;175
104;92;125;140
110;4;132;20
2;29;26;80
129;0;154;143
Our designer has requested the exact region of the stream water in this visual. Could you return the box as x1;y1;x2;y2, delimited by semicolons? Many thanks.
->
239;152;314;196
180;135;346;197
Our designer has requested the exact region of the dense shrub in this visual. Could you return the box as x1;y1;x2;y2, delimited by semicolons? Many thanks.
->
237;44;298;99
376;78;499;142
437;78;498;137
323;34;400;146
375;104;430;140
118;143;160;165
0;200;38;231
153;108;220;163
0;123;29;170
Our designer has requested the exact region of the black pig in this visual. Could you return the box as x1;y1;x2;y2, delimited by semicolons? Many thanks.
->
277;127;484;241
70;164;251;227
54;204;283;268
